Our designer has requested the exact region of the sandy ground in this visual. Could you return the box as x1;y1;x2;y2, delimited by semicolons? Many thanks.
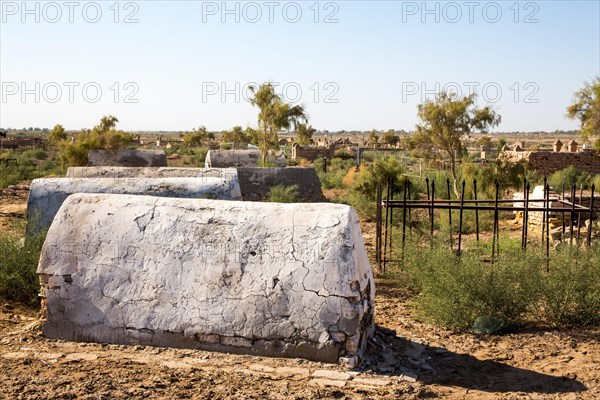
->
0;185;599;399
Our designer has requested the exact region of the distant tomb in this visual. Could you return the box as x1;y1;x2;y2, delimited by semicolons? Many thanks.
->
88;150;167;167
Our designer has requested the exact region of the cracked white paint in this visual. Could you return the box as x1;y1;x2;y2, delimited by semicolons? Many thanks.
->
37;193;375;362
26;175;242;236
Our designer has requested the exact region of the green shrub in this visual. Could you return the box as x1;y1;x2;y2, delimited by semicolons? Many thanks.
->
534;243;600;326
190;147;208;167
396;237;600;331
20;149;47;160
0;156;62;188
266;184;299;203
347;156;407;220
0;229;46;306
313;157;355;189
548;166;594;192
400;237;539;331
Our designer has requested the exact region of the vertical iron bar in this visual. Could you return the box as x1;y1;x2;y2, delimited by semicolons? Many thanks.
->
389;179;394;260
546;182;550;271
457;180;466;256
383;178;391;274
491;180;499;262
447;178;453;250
407;180;412;233
496;180;501;256
524;183;530;250
587;184;595;247
402;180;407;262
430;180;435;248
577;184;583;243
570;184;576;245
426;177;431;218
375;181;382;270
474;179;480;242
560;181;564;247
542;177;547;245
521;177;526;248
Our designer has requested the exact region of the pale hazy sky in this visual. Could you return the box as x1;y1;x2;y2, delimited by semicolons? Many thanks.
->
1;0;599;132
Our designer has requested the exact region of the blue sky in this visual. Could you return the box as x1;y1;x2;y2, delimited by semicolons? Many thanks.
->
1;0;599;132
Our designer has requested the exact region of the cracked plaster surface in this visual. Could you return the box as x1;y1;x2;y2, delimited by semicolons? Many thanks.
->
37;193;375;362
26;175;242;235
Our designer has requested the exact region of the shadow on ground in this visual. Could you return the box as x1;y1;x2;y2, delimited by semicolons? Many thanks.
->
365;325;587;395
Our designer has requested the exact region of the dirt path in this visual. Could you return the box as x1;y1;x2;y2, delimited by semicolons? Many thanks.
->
1;288;598;399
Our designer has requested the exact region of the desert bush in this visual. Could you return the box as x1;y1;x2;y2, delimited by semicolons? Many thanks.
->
0;229;46;305
190;148;208;167
548;166;595;191
56;115;133;167
534;243;600;326
349;156;406;220
20;149;47;160
266;184;299;203
0;151;62;188
313;157;355;189
400;237;539;331
395;236;600;331
459;158;529;199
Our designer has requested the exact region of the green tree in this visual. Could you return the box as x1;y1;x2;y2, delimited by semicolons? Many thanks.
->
221;125;249;148
567;77;600;142
296;123;316;145
48;124;67;144
380;129;399;147
183;126;212;147
368;129;379;147
248;83;307;165
246;127;259;145
58;115;133;167
415;92;501;197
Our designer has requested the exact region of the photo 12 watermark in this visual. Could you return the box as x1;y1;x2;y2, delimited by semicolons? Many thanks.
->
401;81;540;104
200;1;339;23
201;81;340;104
1;1;140;23
400;1;540;23
1;81;140;104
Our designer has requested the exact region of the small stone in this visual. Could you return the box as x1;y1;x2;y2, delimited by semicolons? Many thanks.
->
345;334;361;353
275;366;311;377
309;378;347;388
376;362;394;373
65;353;99;361
339;356;359;369
161;361;192;369
1;352;29;360
383;352;397;366
352;377;392;386
399;372;418;383
312;369;352;381
403;342;426;358
249;364;276;373
37;353;64;360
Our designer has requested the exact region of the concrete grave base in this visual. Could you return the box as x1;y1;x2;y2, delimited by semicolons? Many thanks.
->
37;193;375;362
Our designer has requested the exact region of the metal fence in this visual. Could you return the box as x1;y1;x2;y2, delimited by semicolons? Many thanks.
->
375;177;597;274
